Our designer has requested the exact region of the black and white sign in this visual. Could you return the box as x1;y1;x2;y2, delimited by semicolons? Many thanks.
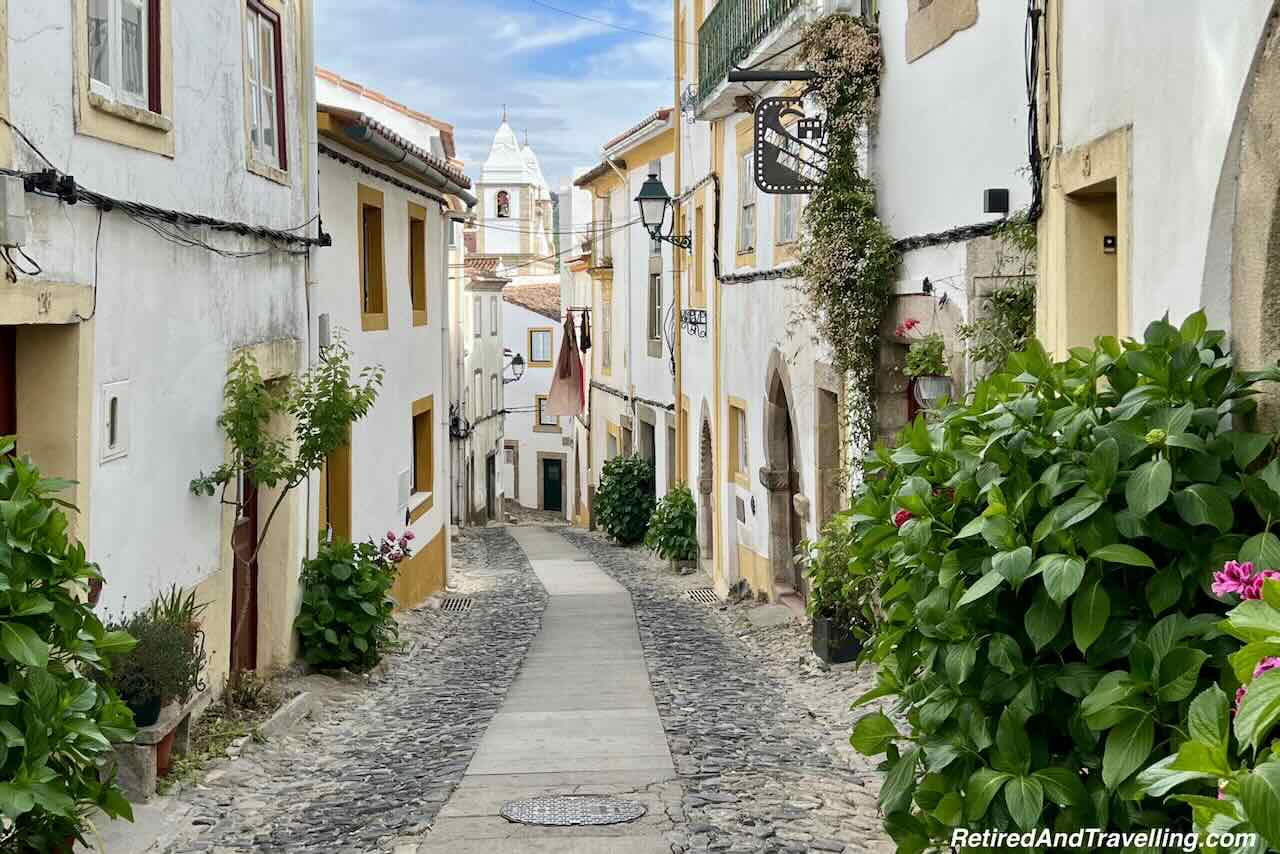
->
753;96;827;195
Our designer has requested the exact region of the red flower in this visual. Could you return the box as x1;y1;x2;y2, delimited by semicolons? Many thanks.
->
893;509;913;528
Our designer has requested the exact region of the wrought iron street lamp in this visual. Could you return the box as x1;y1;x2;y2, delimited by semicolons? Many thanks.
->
502;350;526;385
635;173;692;250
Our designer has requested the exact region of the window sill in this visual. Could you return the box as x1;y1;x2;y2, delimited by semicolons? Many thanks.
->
247;157;291;187
534;423;562;434
413;309;429;327
527;360;553;369
362;312;389;332
736;249;756;269
409;491;434;522
88;92;172;133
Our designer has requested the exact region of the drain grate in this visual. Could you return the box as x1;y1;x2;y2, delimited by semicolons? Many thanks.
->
500;795;646;827
687;587;719;605
441;596;472;613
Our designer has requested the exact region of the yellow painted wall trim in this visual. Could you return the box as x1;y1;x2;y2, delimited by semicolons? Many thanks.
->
392;524;446;609
410;394;435;521
727;395;750;490
233;337;301;381
734;118;756;268
527;326;553;367
408;201;429;327
357;183;389;332
0;282;94;325
72;0;176;157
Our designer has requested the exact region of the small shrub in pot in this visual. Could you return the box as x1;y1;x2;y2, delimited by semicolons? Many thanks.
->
594;455;655;545
645;483;699;564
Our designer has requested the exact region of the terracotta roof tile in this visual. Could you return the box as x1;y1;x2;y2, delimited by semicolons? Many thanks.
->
604;108;674;151
503;281;561;322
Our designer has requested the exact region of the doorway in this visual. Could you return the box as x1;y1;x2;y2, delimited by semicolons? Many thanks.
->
485;452;497;521
698;418;714;562
0;327;14;446
231;470;260;672
765;370;803;597
542;457;563;513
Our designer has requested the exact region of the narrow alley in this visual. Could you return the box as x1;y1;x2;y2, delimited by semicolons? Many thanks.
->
147;527;887;854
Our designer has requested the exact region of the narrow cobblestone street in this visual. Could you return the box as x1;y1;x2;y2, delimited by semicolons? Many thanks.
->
151;527;888;853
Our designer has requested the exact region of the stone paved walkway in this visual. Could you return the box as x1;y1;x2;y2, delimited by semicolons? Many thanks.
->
145;525;888;854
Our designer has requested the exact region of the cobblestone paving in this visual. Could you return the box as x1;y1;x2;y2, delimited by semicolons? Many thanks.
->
561;529;893;854
159;528;547;854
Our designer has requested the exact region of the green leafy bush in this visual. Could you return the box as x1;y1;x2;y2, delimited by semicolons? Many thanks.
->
1136;573;1280;848
107;586;207;718
801;511;877;640
645;484;698;561
904;333;947;378
0;443;137;851
294;536;402;671
595;455;655;545
846;312;1280;849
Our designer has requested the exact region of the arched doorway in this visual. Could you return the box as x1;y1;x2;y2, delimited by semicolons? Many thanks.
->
698;417;714;563
762;362;803;598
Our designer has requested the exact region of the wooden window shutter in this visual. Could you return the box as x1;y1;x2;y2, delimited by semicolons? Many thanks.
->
147;0;162;114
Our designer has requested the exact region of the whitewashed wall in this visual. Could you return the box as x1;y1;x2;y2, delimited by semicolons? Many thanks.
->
502;298;570;515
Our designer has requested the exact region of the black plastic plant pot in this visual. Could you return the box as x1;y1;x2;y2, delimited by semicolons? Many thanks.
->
128;694;163;728
812;616;862;664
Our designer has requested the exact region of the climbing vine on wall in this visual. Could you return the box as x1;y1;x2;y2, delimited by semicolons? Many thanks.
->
957;209;1038;375
796;14;896;476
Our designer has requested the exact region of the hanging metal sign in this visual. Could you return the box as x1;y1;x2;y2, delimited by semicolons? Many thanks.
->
753;96;827;195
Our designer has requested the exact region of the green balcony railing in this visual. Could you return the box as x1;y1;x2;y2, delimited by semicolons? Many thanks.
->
697;0;805;104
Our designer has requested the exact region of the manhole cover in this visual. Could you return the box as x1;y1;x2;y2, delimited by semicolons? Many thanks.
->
441;596;472;613
499;794;647;826
687;587;718;605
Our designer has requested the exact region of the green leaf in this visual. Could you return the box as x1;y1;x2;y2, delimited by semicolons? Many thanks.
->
945;639;979;685
879;746;918;815
956;570;1005;607
0;685;17;706
1235;669;1280;751
1240;762;1280;851
1145;568;1182;617
1088;438;1119;493
1173;484;1234;532
1188;684;1231;750
1025;587;1064;651
1126;458;1172;517
1169;740;1229;778
1242;475;1280;521
1157;647;1210;703
1003;776;1044;831
965;768;1011;821
1081;671;1136;719
1241;533;1280;570
1033;767;1088;809
1057;495;1104;530
1103;713;1154;790
1231;432;1273;469
1072;577;1110;654
0;782;35;819
987;633;1023;675
1136;754;1215;798
0;621;49;668
1089;543;1155;568
851;712;900;756
1230;642;1280;684
1038;554;1086;605
993;709;1031;775
1180;309;1208;343
1224;599;1280;643
96;629;137;658
993;546;1034;588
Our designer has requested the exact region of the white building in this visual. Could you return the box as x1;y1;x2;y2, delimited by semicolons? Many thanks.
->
1;0;316;687
313;69;474;607
674;0;1030;602
502;280;570;516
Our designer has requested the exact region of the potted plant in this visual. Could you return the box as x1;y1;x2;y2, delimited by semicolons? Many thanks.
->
898;317;952;409
801;512;876;664
645;483;699;573
594;454;656;545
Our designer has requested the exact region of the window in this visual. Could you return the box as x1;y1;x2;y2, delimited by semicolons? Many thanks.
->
88;0;157;112
738;151;756;252
447;221;456;247
358;185;388;331
536;395;559;430
778;191;801;245
607;428;619;460
472;371;482;420
491;375;500;415
410;396;434;521
490;296;499;335
692;204;706;307
601;298;613;374
647;273;662;342
245;0;287;170
409;203;428;325
473;297;482;337
496;190;511;218
504;446;515;464
729;400;749;487
528;328;553;367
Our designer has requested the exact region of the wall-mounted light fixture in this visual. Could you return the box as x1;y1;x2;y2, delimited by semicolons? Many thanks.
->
635;174;692;250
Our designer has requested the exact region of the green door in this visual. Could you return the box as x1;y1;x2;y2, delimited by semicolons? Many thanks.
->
543;458;563;513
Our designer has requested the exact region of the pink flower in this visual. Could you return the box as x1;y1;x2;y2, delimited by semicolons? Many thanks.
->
893;509;913;528
1254;656;1280;679
1213;560;1256;597
403;530;416;541
386;530;397;541
903;318;920;331
1235;685;1248;716
1245;570;1280;600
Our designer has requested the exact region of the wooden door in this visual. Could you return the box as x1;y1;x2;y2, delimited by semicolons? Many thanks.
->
0;327;15;448
543;459;563;513
231;471;260;672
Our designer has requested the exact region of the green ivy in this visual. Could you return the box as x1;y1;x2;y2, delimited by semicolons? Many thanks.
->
645;484;698;561
797;14;897;470
0;442;137;851
294;538;399;672
840;312;1280;849
595;455;655;546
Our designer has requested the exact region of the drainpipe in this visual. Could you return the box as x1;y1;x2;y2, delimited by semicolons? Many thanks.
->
342;124;477;208
299;0;318;560
604;156;634;433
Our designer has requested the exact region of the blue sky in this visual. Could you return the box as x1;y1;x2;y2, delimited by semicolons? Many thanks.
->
316;0;675;188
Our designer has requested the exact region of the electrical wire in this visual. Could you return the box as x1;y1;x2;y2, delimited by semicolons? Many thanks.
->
526;0;697;47
1025;0;1044;222
0;115;55;169
75;207;105;322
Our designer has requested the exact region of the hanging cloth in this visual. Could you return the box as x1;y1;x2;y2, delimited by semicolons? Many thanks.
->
546;314;585;417
579;308;592;352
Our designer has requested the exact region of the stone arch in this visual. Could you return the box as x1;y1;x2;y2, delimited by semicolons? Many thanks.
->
697;401;715;564
1226;5;1280;426
761;349;803;596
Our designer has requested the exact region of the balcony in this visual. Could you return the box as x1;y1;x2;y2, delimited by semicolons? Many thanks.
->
698;0;804;104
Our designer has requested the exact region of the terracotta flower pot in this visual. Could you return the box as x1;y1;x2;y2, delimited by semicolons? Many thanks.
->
156;728;177;777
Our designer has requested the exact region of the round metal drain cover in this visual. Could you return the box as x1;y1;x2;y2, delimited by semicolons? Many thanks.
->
499;794;647;826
